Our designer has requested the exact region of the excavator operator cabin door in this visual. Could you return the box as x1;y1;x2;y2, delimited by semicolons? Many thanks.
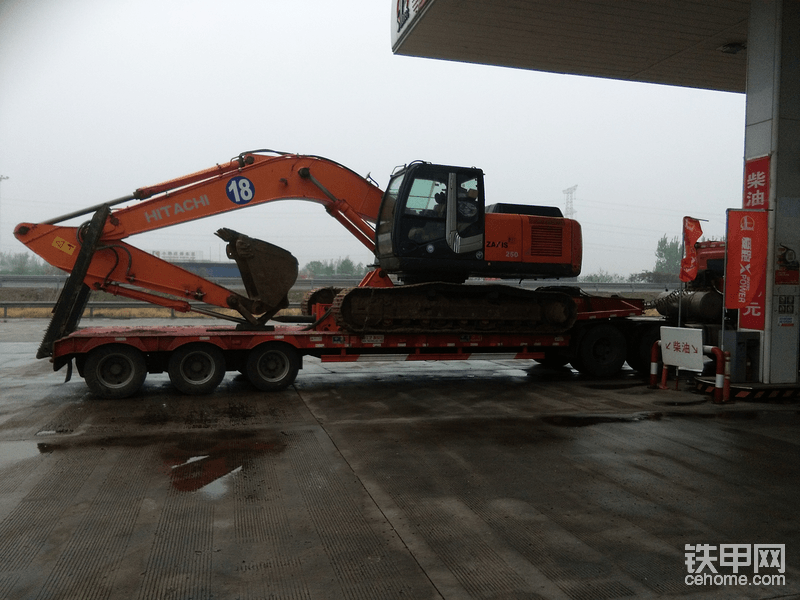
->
376;163;485;282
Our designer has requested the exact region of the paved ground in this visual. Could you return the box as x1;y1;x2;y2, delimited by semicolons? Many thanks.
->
1;318;798;600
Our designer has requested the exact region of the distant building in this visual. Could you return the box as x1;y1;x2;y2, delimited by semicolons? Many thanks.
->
151;250;203;261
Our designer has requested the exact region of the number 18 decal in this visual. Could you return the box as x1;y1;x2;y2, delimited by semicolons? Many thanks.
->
226;176;255;205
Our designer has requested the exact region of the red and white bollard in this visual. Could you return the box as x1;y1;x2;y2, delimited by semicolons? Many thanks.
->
703;346;731;403
649;340;661;388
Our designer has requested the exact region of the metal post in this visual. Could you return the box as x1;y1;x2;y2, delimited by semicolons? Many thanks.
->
678;237;684;329
721;209;730;353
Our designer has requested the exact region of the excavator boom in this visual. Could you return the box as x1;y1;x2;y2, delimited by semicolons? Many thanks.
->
14;151;385;356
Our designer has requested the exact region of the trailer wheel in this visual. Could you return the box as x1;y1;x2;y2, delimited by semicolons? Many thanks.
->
624;326;644;372
246;343;300;391
626;324;660;373
575;323;627;377
84;344;147;399
168;343;226;395
568;348;585;372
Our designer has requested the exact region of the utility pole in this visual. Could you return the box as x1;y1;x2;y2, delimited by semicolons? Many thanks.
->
0;175;8;256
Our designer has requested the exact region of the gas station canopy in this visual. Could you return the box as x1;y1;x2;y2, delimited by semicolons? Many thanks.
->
392;0;749;93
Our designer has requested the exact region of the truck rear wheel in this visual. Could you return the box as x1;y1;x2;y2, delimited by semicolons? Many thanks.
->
84;344;147;399
534;349;571;368
168;343;226;395
246;343;300;391
575;323;627;377
626;324;660;373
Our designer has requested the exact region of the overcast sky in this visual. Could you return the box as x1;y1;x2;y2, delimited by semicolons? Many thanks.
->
0;0;746;277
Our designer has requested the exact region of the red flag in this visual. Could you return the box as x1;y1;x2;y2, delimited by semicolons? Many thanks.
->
679;217;703;282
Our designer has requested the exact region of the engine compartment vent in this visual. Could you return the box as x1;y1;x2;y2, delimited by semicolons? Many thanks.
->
529;223;563;256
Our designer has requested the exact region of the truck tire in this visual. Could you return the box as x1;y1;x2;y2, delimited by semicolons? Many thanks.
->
534;349;571;368
245;343;300;391
168;343;226;395
84;344;147;399
575;323;627;377
626;324;661;374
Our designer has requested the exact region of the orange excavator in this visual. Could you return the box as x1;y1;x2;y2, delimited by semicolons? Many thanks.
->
15;150;583;359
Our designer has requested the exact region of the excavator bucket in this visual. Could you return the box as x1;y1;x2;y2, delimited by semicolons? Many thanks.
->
216;228;298;324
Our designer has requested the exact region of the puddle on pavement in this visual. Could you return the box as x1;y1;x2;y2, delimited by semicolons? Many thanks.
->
542;410;780;428
0;440;47;468
525;366;575;382
583;382;647;391
667;410;761;421
20;431;285;499
162;433;285;497
652;399;708;407
542;413;663;427
171;462;243;499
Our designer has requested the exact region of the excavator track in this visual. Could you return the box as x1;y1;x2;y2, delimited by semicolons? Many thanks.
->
301;286;343;316
332;283;577;334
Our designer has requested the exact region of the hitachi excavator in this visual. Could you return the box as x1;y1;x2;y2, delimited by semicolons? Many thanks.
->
15;149;583;360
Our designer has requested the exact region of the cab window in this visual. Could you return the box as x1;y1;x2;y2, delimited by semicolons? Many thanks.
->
404;178;447;215
376;173;404;256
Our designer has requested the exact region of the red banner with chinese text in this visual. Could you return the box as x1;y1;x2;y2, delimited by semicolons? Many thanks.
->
743;156;770;209
725;210;768;330
679;217;703;282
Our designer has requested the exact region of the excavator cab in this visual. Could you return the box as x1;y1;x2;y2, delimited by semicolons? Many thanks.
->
376;162;487;283
375;161;582;283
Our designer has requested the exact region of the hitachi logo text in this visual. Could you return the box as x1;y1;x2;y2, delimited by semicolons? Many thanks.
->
144;195;210;223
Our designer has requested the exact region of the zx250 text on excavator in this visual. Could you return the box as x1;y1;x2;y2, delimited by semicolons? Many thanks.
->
15;149;649;398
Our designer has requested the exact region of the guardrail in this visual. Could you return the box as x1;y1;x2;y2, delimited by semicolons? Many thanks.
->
0;275;70;289
1;274;676;292
0;301;304;319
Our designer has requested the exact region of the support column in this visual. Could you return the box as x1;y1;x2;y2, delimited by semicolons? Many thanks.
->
744;0;800;384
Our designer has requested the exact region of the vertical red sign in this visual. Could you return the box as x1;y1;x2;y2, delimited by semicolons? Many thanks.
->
726;210;769;330
743;156;770;209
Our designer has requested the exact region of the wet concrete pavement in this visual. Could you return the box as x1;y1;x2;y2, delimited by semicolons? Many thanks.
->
1;319;799;599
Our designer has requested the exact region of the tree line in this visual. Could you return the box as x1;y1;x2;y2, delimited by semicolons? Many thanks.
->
0;251;370;278
299;257;369;278
0;252;59;275
579;234;687;283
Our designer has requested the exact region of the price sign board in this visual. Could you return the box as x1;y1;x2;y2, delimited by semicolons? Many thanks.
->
660;327;704;371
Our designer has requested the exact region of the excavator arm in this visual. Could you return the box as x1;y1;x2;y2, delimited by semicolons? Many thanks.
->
14;150;385;357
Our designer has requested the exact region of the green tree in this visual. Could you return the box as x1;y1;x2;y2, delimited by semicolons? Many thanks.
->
300;257;368;278
653;234;682;275
302;260;334;277
337;257;357;276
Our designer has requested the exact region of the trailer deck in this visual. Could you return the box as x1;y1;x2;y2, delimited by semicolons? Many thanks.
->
54;324;568;361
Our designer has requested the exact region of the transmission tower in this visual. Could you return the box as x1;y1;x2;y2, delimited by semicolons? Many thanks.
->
562;185;577;219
